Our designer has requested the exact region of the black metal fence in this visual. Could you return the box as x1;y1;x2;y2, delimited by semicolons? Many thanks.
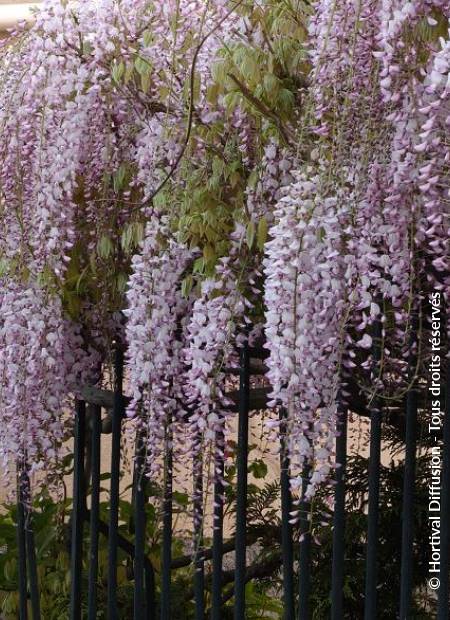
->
13;339;450;619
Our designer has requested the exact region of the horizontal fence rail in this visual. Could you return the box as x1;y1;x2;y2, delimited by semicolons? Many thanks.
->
12;339;450;619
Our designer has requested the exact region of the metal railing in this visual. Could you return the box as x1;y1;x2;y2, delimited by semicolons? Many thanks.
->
14;338;450;619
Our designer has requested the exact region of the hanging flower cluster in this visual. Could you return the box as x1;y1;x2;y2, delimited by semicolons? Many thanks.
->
416;35;450;287
0;280;98;477
264;172;355;496
264;0;449;496
125;215;193;476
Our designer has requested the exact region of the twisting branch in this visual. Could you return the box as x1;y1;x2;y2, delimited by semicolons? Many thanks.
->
132;0;246;214
227;72;293;144
182;550;283;603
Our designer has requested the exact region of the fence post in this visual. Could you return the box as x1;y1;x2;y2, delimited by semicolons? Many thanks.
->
298;460;311;620
87;405;102;620
22;467;40;620
193;449;205;620
145;561;156;619
399;326;418;619
16;465;28;620
234;342;250;620
364;320;383;620
133;431;147;620
211;429;225;619
331;405;348;619
107;347;124;620
160;416;173;620
279;408;295;620
70;400;86;620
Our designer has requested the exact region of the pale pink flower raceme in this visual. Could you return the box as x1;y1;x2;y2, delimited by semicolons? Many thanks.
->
0;281;98;476
125;216;192;476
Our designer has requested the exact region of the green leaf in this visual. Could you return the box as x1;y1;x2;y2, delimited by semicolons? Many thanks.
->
134;56;152;77
116;272;128;293
134;56;152;92
278;88;295;114
316;226;326;242
0;257;9;277
257;216;268;250
203;244;216;263
206;83;220;104
223;92;239;111
240;54;260;84
173;491;189;507
263;73;279;97
246;220;256;249
249;460;268;479
142;30;153;47
181;275;193;298
121;224;133;252
82;41;93;56
193;257;205;274
212;156;225;178
247;169;259;189
97;235;114;259
211;61;228;84
111;60;125;84
124;61;134;85
113;163;127;192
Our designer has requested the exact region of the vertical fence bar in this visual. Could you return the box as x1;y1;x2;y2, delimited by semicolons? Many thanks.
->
87;405;102;620
438;364;450;619
211;429;225;620
25;517;40;620
399;327;418;620
331;406;348;620
298;461;311;620
21;468;40;620
193;450;205;620
134;433;147;620
279;408;295;620
160;417;173;620
16;466;28;620
234;342;250;620
364;320;382;620
145;561;156;620
70;400;86;620
107;347;124;620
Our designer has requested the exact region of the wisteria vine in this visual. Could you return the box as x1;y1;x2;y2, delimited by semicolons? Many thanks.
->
0;0;448;504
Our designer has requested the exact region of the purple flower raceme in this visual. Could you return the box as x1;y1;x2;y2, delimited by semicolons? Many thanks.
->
0;280;98;477
125;215;193;477
264;172;356;499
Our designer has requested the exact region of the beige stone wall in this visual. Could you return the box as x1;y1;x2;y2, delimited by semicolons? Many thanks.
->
0;2;38;36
